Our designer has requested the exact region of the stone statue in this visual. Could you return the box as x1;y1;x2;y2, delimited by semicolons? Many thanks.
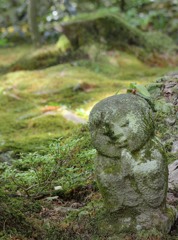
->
89;94;177;237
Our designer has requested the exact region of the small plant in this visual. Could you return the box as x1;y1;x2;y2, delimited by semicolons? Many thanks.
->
125;82;174;115
127;82;151;99
0;125;96;199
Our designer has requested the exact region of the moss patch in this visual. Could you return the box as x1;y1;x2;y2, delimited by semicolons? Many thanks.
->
0;45;177;154
62;8;176;54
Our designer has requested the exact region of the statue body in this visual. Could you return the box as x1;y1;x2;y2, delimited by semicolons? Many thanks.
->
89;94;177;236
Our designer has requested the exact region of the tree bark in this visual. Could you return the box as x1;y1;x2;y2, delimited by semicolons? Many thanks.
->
120;0;126;12
27;0;40;46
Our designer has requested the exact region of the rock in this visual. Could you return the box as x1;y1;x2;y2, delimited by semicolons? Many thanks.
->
167;192;178;205
54;206;79;213
73;82;96;92
0;151;14;164
172;141;178;156
28;108;87;124
89;93;177;237
165;72;178;77
168;160;178;193
61;9;175;53
33;89;60;96
61;109;87;124
161;76;178;106
166;117;176;126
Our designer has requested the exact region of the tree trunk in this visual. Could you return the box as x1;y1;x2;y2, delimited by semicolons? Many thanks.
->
120;0;126;12
27;0;40;46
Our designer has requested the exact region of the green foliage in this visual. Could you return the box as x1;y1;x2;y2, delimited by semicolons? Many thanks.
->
124;0;178;43
0;125;97;237
0;125;96;198
0;0;177;46
127;82;151;99
126;82;175;115
0;124;96;238
0;38;8;47
146;31;176;53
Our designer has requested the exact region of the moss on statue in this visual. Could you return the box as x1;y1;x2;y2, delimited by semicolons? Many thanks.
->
89;94;177;238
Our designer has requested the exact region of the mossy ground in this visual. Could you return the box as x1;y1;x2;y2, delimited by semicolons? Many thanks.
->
0;44;178;239
0;46;176;153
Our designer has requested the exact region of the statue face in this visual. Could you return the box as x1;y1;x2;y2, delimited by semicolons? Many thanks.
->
89;94;154;158
91;110;152;158
105;117;129;145
109;113;146;150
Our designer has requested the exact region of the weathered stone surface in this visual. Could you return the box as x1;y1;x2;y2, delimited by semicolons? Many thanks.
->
169;160;178;193
0;151;14;164
172;141;178;156
89;94;154;158
89;93;177;236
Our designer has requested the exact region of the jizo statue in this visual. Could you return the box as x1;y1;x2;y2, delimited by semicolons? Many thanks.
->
89;94;177;237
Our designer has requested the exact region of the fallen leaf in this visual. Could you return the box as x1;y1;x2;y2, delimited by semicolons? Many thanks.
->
42;106;60;113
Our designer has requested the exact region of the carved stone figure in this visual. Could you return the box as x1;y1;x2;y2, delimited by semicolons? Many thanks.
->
89;94;177;236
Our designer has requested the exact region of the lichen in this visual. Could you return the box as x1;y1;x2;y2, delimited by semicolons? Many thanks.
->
126;112;139;133
133;160;158;173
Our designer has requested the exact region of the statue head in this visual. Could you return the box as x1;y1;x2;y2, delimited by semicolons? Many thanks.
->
89;94;154;158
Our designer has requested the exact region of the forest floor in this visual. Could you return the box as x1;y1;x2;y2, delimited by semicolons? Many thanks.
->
0;44;178;240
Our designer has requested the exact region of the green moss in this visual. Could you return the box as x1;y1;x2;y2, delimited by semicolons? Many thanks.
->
59;87;91;107
0;44;84;73
96;180;111;209
1;115;74;153
146;31;176;53
103;166;120;175
56;34;72;53
0;196;43;239
91;207;139;239
0;87;75;153
62;9;176;54
0;44;33;71
8;45;61;71
136;229;164;240
0;44;177;156
166;205;177;224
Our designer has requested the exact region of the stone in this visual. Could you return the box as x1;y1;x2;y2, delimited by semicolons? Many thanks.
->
89;93;177;237
166;117;176;126
61;109;87;124
168;160;178;193
0;151;14;164
172;141;178;156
